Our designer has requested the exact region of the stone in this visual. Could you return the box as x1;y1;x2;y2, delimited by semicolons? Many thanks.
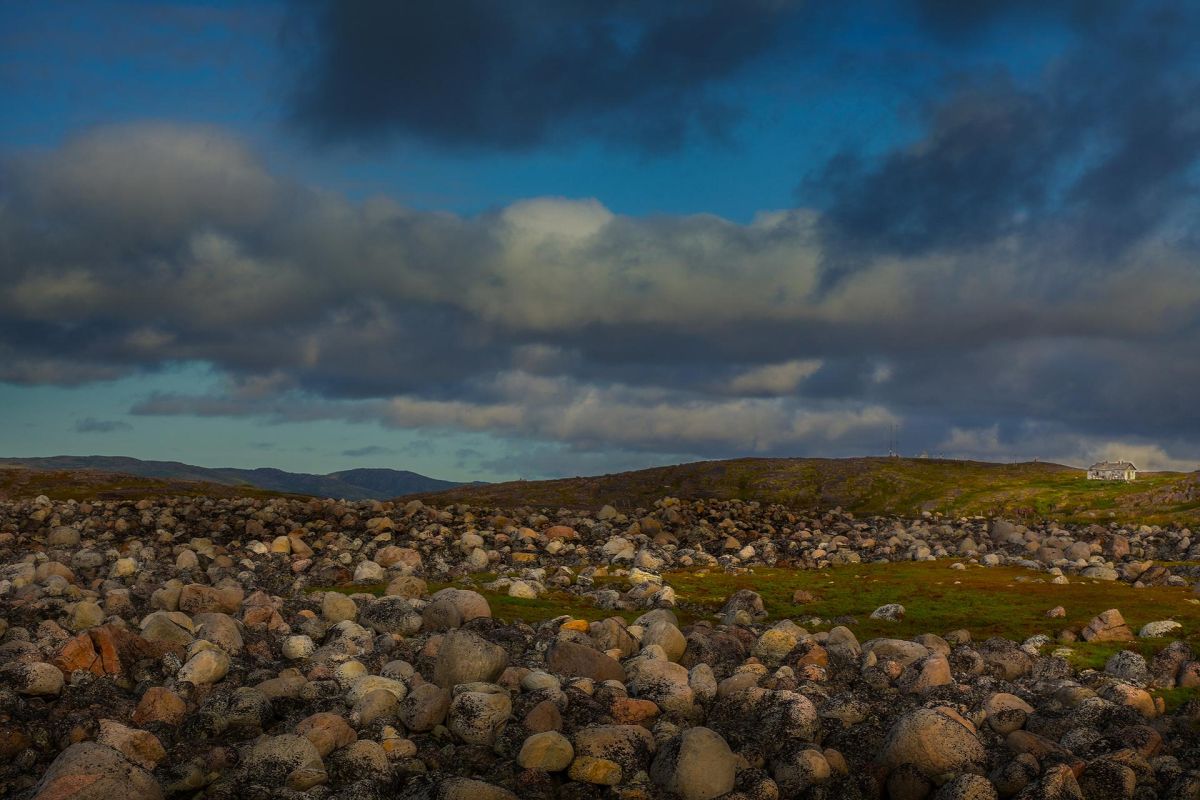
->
908;654;953;693
610;697;660;726
934;774;999;800
1138;620;1182;638
753;627;799;665
720;589;767;625
178;584;243;615
178;647;230;685
642;620;687;662
243;734;327;790
356;687;400;725
547;639;625;682
1077;759;1136;800
771;746;832;795
422;588;491;630
47;526;81;546
1082;609;1134;642
1019;764;1083;800
880;707;986;779
321;592;358;623
359;595;423;636
346;675;408;705
282;635;315;660
384;575;428;598
193;612;243;654
574;724;656;779
353;560;385;583
1105;650;1149;684
139;612;194;647
97;719;166;770
133;687;187;726
626;658;694;713
650;726;737;800
448;689;512;745
433;629;508;689
399;683;451;732
568;756;623;785
295;712;356;758
524;699;563;732
871;603;906;621
518;731;574;771
327;740;389;781
70;601;105;631
33;742;163;800
438;778;519;800
863;638;930;668
5;661;64;696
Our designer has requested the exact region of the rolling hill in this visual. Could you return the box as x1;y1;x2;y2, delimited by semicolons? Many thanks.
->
0;456;466;500
412;456;1200;526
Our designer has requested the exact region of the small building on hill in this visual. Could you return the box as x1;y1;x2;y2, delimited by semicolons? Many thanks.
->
1087;461;1138;481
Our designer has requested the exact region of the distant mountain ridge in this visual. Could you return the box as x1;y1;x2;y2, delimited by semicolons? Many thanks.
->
0;455;470;500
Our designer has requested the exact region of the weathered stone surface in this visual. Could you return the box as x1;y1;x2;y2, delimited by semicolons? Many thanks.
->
517;731;574;772
132;687;187;726
53;625;159;678
242;734;327;790
422;588;491;630
447;689;511;745
650;726;736;800
33;742;163;800
399;682;451;732
433;629;508;689
1082;609;1135;642
97;719;166;770
547;639;625;682
880;707;986;779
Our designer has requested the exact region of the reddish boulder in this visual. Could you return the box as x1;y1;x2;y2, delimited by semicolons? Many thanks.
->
53;625;161;678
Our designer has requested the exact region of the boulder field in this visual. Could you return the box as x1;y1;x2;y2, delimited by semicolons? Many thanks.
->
0;492;1197;798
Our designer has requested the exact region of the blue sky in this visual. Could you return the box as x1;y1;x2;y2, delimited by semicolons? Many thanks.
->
2;1;1199;479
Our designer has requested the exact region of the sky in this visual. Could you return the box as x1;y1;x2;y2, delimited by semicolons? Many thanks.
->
2;0;1199;481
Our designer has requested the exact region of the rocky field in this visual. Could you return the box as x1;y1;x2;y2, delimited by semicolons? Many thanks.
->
1;492;1199;799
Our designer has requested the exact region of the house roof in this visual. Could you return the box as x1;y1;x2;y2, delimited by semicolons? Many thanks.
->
1087;461;1137;471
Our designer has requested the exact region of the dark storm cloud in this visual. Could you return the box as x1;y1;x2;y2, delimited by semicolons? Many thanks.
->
813;0;1200;266
908;0;1121;39
285;0;797;152
74;417;132;434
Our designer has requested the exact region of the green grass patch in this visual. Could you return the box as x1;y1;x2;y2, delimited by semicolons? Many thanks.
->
316;560;1199;653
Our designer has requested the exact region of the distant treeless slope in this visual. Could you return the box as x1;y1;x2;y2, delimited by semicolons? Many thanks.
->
0;465;293;501
410;457;1200;526
0;456;464;500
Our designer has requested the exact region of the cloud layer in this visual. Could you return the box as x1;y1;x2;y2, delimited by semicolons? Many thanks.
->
2;115;1198;472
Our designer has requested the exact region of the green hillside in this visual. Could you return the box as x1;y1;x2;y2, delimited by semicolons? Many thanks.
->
415;457;1200;525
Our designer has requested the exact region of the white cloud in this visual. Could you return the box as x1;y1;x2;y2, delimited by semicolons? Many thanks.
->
728;359;823;395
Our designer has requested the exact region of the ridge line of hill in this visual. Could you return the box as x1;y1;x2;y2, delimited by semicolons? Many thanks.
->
0;455;468;501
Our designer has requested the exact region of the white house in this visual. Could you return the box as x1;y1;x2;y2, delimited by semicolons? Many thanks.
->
1086;461;1137;481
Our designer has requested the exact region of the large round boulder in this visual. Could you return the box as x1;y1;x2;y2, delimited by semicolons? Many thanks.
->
880;707;986;779
650;726;737;800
